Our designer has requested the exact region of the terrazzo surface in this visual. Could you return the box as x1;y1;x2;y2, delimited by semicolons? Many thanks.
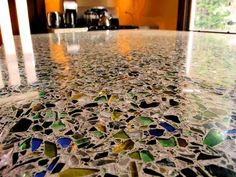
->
0;30;236;177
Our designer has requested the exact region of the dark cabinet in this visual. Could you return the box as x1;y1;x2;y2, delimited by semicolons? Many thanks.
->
27;0;47;34
8;0;47;35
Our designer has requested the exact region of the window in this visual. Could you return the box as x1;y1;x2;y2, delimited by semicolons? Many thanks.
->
190;0;236;33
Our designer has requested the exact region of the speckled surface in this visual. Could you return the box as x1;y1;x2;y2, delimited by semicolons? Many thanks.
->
0;30;236;177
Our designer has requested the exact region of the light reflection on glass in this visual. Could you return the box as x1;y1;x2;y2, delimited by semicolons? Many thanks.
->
186;32;194;76
0;0;16;55
0;0;37;87
189;0;197;31
0;63;4;89
23;53;37;84
0;0;21;86
0;91;38;105
15;0;33;54
5;55;21;86
15;0;37;84
182;88;201;93
49;33;67;64
56;33;61;45
66;32;80;54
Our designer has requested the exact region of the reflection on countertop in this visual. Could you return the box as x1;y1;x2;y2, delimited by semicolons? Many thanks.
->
0;30;236;177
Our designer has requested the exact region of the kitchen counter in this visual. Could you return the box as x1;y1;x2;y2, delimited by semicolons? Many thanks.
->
0;30;236;177
49;27;88;33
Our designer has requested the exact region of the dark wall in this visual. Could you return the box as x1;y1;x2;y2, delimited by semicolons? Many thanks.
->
8;0;47;35
177;0;192;31
8;0;19;35
27;0;47;34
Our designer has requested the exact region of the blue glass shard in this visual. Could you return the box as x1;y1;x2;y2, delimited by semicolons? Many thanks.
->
34;171;46;177
149;129;164;137
31;138;43;152
57;137;72;149
226;129;236;134
47;157;60;171
159;122;176;132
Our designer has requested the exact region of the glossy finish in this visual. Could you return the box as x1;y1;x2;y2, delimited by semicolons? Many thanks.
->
0;30;236;177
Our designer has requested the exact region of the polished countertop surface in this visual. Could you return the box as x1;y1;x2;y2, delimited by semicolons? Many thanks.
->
0;30;236;177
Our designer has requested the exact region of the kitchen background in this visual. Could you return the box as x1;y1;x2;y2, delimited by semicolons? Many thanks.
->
0;0;179;34
1;0;236;45
45;0;178;30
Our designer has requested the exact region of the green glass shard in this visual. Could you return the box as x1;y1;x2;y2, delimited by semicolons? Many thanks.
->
111;111;122;121
93;131;104;138
75;138;90;147
44;141;57;158
129;151;141;160
19;138;31;150
127;92;135;98
46;110;55;118
59;112;67;118
158;137;176;147
39;90;46;97
32;125;43;131
50;121;65;130
59;168;100;177
203;111;218;118
196;103;207;111
140;150;154;163
113;130;129;139
137;116;154;126
140;92;151;97
32;112;41;120
94;96;107;103
203;129;223;147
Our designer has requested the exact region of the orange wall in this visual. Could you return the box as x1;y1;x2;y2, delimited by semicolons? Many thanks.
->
116;0;178;30
45;0;63;15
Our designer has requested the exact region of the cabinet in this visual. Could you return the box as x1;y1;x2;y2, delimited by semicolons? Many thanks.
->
8;0;47;35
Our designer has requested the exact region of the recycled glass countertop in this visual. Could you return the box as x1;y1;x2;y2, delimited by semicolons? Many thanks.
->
0;30;236;177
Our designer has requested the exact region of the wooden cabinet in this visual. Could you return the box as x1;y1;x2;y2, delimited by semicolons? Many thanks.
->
27;0;47;34
8;0;47;35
